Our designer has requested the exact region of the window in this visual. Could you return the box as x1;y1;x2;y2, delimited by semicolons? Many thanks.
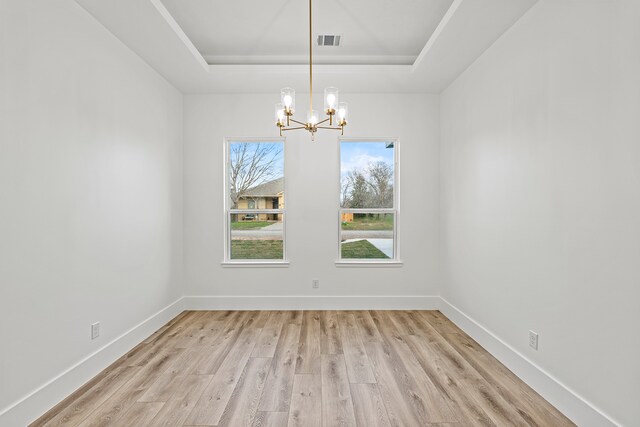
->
224;139;286;263
339;139;398;262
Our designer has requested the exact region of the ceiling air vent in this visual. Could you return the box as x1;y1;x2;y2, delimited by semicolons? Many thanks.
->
317;35;341;47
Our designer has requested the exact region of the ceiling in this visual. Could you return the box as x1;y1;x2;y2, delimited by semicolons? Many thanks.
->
74;0;538;94
160;0;454;65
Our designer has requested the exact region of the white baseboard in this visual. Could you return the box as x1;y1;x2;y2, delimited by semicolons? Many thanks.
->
0;297;185;427
183;295;441;310
439;298;621;427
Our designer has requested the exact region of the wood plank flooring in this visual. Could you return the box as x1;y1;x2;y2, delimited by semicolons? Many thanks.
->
30;311;575;427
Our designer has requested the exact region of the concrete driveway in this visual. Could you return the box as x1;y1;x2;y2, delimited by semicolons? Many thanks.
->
341;230;393;239
232;221;282;240
261;222;283;231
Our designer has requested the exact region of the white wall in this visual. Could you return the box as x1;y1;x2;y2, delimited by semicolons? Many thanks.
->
440;1;640;425
183;93;440;302
0;0;183;424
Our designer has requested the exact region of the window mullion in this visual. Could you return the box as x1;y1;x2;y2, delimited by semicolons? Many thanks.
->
229;209;284;214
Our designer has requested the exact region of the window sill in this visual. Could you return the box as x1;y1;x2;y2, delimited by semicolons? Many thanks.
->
221;261;290;268
335;260;403;267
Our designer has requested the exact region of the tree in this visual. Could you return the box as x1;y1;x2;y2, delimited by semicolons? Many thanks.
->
343;169;372;208
341;176;352;207
366;161;393;208
341;161;394;209
229;142;283;209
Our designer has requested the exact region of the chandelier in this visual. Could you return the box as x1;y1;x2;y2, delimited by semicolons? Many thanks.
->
274;0;349;140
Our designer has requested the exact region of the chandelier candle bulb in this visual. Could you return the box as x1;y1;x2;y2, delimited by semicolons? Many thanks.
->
281;87;295;113
326;94;336;107
275;103;285;126
324;87;339;113
337;102;348;125
308;110;319;126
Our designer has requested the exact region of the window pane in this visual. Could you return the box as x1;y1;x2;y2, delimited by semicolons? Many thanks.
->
340;141;394;209
340;213;394;259
231;213;284;260
229;141;284;210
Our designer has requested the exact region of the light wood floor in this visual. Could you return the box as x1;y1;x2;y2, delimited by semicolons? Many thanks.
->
31;311;575;427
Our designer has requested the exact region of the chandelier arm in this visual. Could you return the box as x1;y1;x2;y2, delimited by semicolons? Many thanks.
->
281;126;307;131
316;117;331;125
289;118;307;126
316;126;343;130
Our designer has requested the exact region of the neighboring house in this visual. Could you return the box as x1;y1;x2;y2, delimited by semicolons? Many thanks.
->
237;177;284;221
341;213;354;222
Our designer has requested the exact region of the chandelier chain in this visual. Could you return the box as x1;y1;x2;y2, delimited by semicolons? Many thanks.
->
309;0;313;114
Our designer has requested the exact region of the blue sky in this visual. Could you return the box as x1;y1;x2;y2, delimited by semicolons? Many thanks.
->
340;141;394;177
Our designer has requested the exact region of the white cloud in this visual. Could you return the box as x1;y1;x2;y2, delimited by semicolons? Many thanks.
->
341;153;385;175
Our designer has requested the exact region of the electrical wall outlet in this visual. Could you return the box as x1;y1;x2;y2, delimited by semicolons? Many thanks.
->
312;279;320;289
91;322;100;340
529;330;538;350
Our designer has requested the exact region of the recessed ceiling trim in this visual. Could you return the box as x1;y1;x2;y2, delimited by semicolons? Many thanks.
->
150;0;208;71
207;64;412;76
74;0;539;93
202;55;416;66
412;0;464;72
154;0;455;70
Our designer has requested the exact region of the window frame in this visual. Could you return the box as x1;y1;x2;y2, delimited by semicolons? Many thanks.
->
222;137;289;267
336;137;402;266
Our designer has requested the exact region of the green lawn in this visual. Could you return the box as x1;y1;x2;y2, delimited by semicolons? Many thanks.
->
231;240;283;259
231;221;273;230
341;240;389;259
342;215;394;231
